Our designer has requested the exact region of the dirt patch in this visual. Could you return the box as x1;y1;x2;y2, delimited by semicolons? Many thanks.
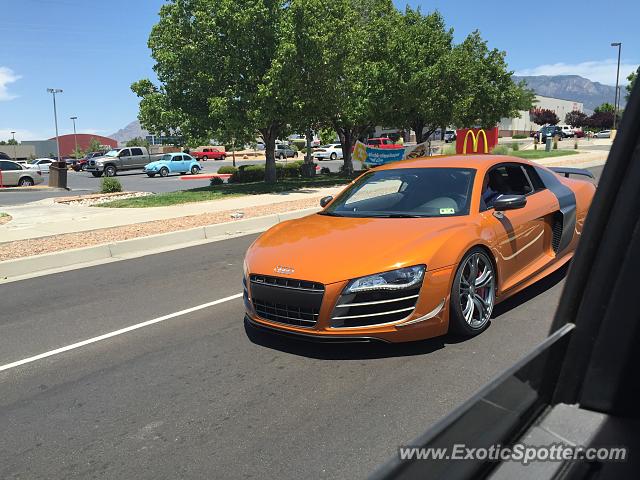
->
0;214;11;226
0;196;322;262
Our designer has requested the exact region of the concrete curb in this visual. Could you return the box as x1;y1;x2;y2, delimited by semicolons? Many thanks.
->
0;207;320;282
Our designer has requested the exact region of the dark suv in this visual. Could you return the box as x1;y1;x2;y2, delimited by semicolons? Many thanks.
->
536;125;566;142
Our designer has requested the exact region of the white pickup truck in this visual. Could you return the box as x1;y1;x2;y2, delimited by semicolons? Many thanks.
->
86;147;163;177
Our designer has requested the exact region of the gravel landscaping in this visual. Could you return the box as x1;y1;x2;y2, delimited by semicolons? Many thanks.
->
0;196;322;262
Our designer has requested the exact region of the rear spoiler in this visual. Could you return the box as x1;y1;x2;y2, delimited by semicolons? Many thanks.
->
549;167;595;179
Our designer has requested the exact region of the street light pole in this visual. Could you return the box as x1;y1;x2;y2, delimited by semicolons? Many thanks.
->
70;116;78;159
10;131;16;160
47;88;63;161
611;42;622;130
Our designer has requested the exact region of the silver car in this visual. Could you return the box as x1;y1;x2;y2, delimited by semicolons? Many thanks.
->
594;130;611;139
0;160;44;187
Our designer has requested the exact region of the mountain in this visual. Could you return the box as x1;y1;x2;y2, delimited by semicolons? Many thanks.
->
109;120;149;144
512;74;622;112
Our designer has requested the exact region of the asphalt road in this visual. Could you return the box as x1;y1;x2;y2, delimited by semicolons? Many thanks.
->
0;166;603;479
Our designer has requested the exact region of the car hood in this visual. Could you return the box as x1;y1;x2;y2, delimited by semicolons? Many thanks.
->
245;213;476;285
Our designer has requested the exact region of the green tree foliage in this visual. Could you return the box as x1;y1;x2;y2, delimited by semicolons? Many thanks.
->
318;127;337;145
530;108;559;126
626;67;638;102
125;137;151;147
565;110;588;128
450;31;534;129
87;137;104;153
594;103;615;113
6;138;18;145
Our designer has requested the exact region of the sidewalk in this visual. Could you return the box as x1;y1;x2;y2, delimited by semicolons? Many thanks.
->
0;185;344;243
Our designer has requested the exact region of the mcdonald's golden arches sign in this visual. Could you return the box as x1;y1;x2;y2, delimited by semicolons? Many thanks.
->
455;127;499;154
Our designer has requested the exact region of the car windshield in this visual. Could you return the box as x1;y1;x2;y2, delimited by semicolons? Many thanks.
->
104;150;119;157
322;167;476;218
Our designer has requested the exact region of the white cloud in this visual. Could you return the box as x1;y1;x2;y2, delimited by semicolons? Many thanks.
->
515;59;638;86
0;67;21;101
0;128;44;141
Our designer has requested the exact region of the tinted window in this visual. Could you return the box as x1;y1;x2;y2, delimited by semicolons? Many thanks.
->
171;155;183;161
524;165;546;192
483;165;533;208
130;148;144;156
323;168;476;218
0;161;20;170
119;149;131;156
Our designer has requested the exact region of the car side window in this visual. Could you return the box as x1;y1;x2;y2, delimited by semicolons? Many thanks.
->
481;165;533;210
523;165;546;192
119;149;130;157
172;155;182;162
0;161;17;170
131;148;143;156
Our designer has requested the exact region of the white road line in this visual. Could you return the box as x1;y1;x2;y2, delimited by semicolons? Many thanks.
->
0;293;243;373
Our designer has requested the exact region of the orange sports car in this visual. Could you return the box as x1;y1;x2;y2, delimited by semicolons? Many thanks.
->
243;155;596;343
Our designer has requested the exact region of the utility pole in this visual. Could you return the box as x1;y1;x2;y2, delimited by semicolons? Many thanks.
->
70;116;78;158
611;42;622;130
10;131;16;160
47;88;67;188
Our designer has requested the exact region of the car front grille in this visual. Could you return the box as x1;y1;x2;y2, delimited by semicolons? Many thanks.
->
249;274;324;328
330;286;422;328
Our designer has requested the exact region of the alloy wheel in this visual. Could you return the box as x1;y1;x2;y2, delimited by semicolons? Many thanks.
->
458;252;495;329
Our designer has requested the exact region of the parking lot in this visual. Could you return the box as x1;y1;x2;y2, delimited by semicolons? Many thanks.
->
0;157;348;207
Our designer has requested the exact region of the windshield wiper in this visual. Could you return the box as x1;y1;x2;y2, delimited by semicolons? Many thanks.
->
369;213;425;218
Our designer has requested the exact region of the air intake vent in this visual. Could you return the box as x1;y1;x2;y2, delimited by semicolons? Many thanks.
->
331;287;421;328
552;212;563;254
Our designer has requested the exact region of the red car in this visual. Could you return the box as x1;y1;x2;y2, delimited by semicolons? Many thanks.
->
366;137;403;149
192;147;226;161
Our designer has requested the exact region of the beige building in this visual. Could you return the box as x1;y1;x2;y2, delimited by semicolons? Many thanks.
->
499;95;583;136
0;144;36;161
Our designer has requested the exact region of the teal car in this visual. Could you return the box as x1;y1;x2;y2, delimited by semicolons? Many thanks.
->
144;153;201;177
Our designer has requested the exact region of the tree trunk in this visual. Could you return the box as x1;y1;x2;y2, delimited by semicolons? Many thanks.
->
260;126;278;184
301;128;315;177
336;125;355;175
413;119;425;144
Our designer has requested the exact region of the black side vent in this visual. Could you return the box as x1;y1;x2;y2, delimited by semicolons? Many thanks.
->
552;212;563;254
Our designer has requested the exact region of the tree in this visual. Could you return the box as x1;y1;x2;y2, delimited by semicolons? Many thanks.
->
134;0;298;183
87;137;104;153
588;111;614;130
594;103;615;114
6;138;17;145
126;137;150;148
71;147;84;159
450;31;534;130
530;108;559;126
565;110;588;128
626;67;638;102
318;127;337;145
385;9;453;143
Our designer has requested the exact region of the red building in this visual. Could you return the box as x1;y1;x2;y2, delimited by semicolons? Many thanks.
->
50;134;118;157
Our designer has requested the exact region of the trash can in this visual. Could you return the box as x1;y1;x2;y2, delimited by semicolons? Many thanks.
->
545;137;552;152
48;162;68;189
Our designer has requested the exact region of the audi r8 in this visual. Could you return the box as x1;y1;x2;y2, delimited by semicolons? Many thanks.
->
243;155;595;343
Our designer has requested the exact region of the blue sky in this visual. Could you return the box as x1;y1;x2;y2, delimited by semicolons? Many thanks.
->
1;0;638;141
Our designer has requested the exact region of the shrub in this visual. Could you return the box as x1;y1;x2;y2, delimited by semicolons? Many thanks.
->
511;142;519;151
209;176;224;186
491;145;510;155
442;145;457;155
101;177;122;193
512;134;527;139
217;166;238;175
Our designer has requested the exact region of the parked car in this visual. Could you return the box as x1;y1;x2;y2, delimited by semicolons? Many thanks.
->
0;160;44;187
536;125;566;142
30;158;55;173
594;129;611;138
0;151;10;160
366;137;402;148
86;147;163;177
443;130;457;143
574;129;585;138
275;144;298;160
73;152;105;172
143;153;201;177
191;147;226;161
559;125;575;138
313;144;343;161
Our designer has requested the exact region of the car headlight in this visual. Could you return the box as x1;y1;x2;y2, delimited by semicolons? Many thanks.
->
344;265;425;293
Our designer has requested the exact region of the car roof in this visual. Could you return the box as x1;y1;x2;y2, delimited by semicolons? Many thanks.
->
374;154;534;172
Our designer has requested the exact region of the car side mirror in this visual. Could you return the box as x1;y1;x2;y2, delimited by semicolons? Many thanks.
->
493;194;527;211
320;196;333;208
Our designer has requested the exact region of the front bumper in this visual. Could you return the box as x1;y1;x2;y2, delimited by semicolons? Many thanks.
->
244;268;452;343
